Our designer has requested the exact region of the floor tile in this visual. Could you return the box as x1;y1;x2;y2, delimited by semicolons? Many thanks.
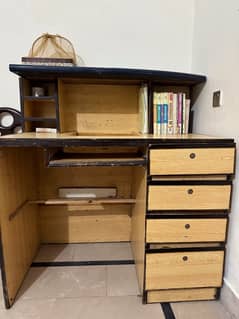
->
34;243;133;262
17;266;107;300
172;300;233;319
0;298;56;319
0;296;164;319
72;242;133;261
107;265;139;296
34;244;74;262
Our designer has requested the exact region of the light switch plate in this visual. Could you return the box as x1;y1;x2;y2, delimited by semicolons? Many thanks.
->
213;90;223;107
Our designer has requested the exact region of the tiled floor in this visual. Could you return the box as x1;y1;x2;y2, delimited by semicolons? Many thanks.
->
0;243;236;318
34;243;133;262
172;301;234;319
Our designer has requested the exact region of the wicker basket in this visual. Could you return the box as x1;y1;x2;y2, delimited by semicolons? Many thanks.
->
26;33;77;65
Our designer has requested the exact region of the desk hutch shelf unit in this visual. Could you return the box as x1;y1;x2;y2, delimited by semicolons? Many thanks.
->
0;65;235;309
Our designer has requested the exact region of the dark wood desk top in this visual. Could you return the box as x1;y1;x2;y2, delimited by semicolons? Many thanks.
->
0;133;235;147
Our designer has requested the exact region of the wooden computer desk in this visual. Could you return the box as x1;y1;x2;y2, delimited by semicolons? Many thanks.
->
0;65;235;308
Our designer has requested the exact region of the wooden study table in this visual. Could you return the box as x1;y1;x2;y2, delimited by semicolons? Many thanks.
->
0;65;235;308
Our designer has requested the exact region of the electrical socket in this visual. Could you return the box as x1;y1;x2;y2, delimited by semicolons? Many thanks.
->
213;90;223;107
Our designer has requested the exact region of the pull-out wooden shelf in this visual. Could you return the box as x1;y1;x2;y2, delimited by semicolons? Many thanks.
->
44;146;147;167
32;198;136;205
47;153;146;167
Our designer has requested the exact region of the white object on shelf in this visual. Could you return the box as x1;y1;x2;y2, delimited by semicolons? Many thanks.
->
58;187;117;199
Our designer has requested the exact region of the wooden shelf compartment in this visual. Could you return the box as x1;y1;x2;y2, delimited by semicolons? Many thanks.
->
21;78;57;97
23;100;57;119
24;117;57;132
24;95;56;102
21;78;59;132
24;117;57;122
58;79;146;135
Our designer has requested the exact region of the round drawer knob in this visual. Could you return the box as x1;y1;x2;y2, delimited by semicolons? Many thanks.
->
187;189;194;195
185;223;190;229
189;153;196;159
182;256;188;261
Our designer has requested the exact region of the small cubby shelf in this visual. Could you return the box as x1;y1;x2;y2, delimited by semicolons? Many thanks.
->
24;95;56;102
24;117;57;132
24;117;57;121
20;77;59;132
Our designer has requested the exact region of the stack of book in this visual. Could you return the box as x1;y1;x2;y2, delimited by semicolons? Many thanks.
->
153;92;190;135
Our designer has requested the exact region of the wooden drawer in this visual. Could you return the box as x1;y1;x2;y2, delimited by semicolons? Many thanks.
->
146;218;227;243
145;251;224;290
147;288;217;303
150;148;235;175
148;185;231;210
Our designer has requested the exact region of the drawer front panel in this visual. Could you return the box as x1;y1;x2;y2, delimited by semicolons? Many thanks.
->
148;185;231;210
146;218;227;243
145;251;224;290
150;148;235;175
147;288;217;303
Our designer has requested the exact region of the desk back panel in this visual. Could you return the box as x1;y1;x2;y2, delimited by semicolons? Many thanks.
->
58;80;141;134
39;205;131;243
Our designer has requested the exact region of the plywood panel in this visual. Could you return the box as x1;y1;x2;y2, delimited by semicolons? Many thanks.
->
148;185;231;210
150;148;235;175
146;218;227;243
77;113;139;135
39;205;131;243
58;81;140;133
147;288;217;303
145;251;224;290
131;167;147;293
0;148;39;307
37;149;134;244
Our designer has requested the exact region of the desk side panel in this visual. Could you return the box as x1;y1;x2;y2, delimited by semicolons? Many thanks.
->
131;167;147;294
0;148;39;308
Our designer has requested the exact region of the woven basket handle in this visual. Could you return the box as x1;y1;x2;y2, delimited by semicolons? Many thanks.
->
29;33;77;64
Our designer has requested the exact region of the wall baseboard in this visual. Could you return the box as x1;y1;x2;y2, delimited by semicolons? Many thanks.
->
221;280;239;318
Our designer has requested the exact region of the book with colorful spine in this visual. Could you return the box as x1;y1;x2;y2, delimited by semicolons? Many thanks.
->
153;91;190;136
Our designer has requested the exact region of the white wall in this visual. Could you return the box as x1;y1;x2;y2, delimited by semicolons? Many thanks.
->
192;0;239;297
0;0;194;109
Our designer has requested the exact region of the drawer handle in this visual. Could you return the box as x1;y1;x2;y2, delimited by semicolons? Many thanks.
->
189;153;196;159
182;256;188;261
185;223;190;229
187;189;194;195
